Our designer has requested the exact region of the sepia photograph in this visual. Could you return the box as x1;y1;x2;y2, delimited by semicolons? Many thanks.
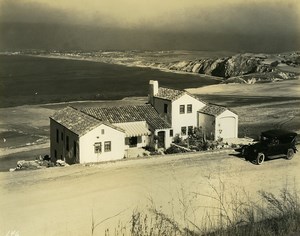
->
0;0;300;235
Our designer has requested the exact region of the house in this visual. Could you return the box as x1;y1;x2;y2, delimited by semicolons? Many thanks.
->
50;106;125;164
50;80;238;164
148;80;238;140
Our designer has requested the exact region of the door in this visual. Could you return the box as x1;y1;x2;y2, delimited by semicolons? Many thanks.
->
157;131;165;148
219;116;236;139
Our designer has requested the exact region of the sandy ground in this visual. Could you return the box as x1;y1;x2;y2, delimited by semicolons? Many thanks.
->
186;79;300;97
1;149;299;236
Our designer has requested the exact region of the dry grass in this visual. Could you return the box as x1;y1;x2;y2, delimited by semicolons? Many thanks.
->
101;181;300;236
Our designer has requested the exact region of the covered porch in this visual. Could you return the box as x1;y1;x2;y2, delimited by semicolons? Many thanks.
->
115;121;151;149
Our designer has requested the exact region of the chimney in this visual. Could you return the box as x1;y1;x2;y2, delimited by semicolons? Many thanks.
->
148;80;159;105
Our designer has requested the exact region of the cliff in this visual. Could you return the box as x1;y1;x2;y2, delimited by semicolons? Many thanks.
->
163;52;299;83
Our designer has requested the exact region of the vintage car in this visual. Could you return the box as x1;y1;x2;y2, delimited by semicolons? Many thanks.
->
241;129;297;165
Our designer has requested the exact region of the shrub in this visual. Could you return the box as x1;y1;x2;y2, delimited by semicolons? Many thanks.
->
164;146;185;154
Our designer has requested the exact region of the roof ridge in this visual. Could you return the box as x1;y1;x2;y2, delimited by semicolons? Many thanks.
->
159;86;184;91
206;103;227;108
81;104;150;110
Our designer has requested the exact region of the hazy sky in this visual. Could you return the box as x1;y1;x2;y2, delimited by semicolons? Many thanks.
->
1;0;299;52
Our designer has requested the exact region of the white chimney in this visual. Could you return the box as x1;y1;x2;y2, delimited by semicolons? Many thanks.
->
149;80;159;105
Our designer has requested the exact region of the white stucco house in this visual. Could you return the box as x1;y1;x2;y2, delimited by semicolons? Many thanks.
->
50;80;238;164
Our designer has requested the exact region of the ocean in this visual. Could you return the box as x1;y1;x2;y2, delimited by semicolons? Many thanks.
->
0;51;230;107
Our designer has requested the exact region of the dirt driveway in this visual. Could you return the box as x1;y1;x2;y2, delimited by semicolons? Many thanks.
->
1;149;299;236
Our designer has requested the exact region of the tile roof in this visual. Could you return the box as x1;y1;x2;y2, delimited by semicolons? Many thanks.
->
199;104;228;116
154;87;185;101
154;87;207;104
50;107;123;136
81;104;171;130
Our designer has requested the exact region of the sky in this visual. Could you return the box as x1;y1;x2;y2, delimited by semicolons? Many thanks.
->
0;0;299;52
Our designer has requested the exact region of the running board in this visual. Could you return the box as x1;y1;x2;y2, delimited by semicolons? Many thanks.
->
268;154;285;159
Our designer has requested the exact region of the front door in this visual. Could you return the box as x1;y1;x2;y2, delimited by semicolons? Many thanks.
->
157;131;165;148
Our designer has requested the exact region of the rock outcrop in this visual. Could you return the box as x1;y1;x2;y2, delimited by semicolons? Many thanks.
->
164;54;277;78
159;53;299;83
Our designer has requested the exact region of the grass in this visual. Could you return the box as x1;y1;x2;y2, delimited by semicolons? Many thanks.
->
97;182;300;236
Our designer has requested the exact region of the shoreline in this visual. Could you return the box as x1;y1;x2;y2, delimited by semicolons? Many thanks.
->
9;53;223;80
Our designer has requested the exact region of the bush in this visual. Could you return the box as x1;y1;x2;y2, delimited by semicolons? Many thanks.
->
144;145;156;152
173;134;183;145
164;146;185;154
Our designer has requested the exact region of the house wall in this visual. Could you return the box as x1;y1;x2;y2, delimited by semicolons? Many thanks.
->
124;135;150;149
154;129;172;149
198;113;216;140
50;119;79;164
152;97;172;123
171;94;206;138
79;124;125;163
216;110;238;139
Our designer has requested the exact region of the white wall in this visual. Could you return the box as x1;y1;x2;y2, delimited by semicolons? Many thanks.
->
216;110;238;139
79;124;125;163
171;94;206;138
154;129;172;149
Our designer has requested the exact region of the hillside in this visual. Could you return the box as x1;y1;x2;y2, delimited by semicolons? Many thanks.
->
163;52;300;83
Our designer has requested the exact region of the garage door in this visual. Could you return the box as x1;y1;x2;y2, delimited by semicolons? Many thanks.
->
219;116;236;139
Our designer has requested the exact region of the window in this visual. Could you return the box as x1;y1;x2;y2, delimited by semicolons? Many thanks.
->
187;104;192;113
73;141;77;157
101;129;105;135
164;104;168;113
104;141;111;152
188;126;193;135
54;149;57;158
129;137;138;147
94;142;102;153
179;105;185;114
181;127;187;135
56;129;59;143
61;132;64;141
170;129;173;137
66;136;69;151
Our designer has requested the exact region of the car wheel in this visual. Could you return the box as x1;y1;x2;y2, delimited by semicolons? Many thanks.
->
286;149;295;160
256;153;265;165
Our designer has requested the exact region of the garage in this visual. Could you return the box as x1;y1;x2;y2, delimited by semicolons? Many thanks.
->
199;104;238;140
218;116;238;139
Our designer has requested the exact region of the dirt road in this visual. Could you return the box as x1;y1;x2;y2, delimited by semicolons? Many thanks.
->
1;149;300;236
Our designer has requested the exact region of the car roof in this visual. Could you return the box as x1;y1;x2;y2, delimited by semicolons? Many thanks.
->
261;129;297;138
